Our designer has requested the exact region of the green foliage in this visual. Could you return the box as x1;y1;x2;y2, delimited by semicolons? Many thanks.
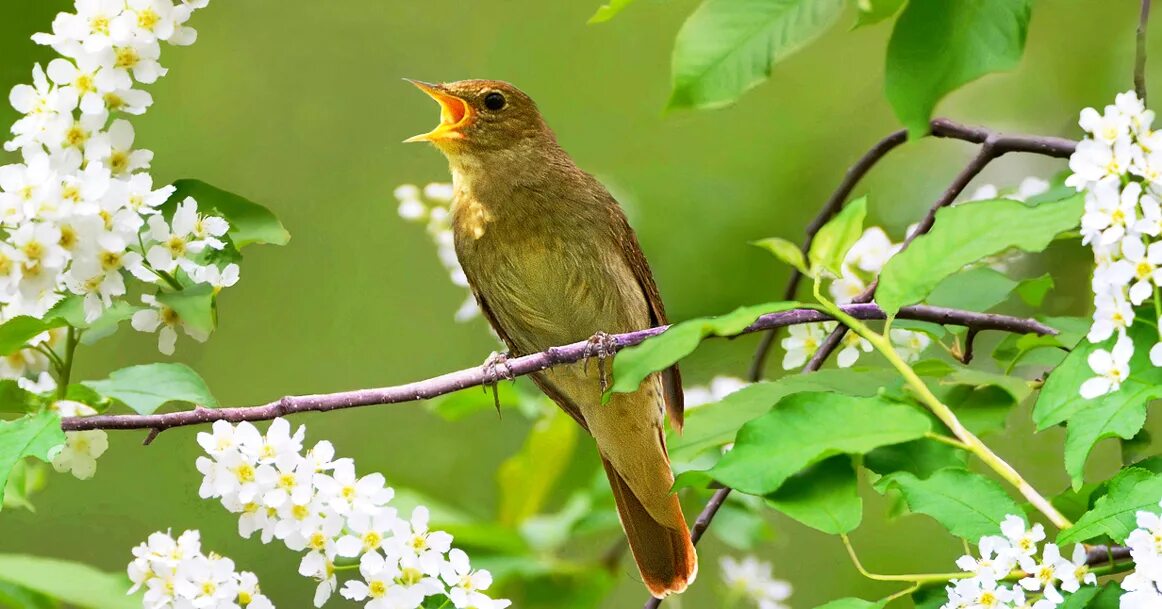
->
875;467;1024;539
753;236;808;273
0;555;137;609
669;0;845;110
0;581;56;609
0;317;66;357
1058;467;1162;545
876;195;1084;315
609;301;796;396
766;455;861;534
83;363;218;415
0;381;39;414
926;267;1053;312
0;412;64;513
885;0;1032;136
864;439;967;480
156;282;217;336
165;179;290;248
852;0;905;28
2;461;46;512
708;392;930;494
809;196;868;277
46;298;139;345
497;408;578;526
588;0;637;23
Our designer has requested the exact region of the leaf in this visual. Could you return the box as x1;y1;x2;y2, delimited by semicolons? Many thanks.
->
669;367;896;461
876;195;1084;315
864;439;967;480
753;237;807;274
669;0;845;110
165;179;289;248
1058;468;1162;545
0;316;64;357
2;460;46;512
942;367;1032;404
0;581;56;609
809;196;867;276
876;467;1023;539
0;381;39;414
0;412;65;514
588;0;637;23
766;455;861;534
84;363;217;415
885;0;1033;136
812;599;885;609
610;301;796;396
709;392;931;495
497;408;578;526
0;555;138;609
1015;274;1054;307
926;267;1018;312
853;0;905;28
156;283;216;336
708;500;773;550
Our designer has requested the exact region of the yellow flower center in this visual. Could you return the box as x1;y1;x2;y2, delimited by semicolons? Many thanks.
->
99;250;122;271
308;532;327;550
91;15;110;34
137;9;160;31
233;463;255;483
362;531;382;550
104;92;125;111
292;504;309;520
75;74;95;94
160;306;180;327
399;567;423;586
22;240;43;261
59;226;78;249
65;125;88;147
238;591;252;606
368;580;387;598
109;151;130;174
114;47;140;69
1138;261;1153;278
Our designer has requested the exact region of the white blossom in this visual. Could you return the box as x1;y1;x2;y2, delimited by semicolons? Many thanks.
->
720;555;792;609
127;529;275;609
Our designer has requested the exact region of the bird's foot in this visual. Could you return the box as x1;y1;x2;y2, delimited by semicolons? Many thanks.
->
583;331;619;393
481;351;514;414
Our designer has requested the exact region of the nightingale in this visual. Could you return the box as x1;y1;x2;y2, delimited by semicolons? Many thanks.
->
405;79;697;598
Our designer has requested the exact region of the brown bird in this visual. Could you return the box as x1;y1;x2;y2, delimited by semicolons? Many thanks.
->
405;79;696;598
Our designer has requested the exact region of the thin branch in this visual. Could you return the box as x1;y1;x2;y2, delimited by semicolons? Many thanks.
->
61;304;1055;434
747;118;1077;381
1139;0;1152;104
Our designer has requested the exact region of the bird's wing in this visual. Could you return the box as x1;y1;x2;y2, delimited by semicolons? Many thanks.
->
470;287;590;431
609;205;685;432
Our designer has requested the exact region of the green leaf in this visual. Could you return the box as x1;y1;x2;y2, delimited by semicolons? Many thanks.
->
876;467;1023;539
669;367;896;461
156;283;216;336
669;0;845;110
926;267;1018;312
766;455;861;534
3;460;47;512
0;555;137;609
166;179;289;248
812;599;885;609
0;581;57;609
1058;468;1162;545
809;197;867;276
877;195;1083;315
83;363;217;415
864;439;967;480
1051;483;1102;524
912;588;948;609
752;237;808;274
942;367;1032;404
0;316;64;357
0;381;39;414
853;0;905;28
610;302;796;396
709;392;930;494
497;408;578;526
885;0;1032;136
708;500;773;550
1015;274;1054;307
588;0;637;23
0;412;65;514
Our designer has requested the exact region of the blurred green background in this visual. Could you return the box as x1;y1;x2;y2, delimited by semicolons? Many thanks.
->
0;1;1157;607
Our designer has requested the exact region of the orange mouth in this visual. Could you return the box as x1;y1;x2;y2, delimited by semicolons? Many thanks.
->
404;80;473;143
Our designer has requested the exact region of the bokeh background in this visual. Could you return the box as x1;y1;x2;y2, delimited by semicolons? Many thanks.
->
0;1;1157;607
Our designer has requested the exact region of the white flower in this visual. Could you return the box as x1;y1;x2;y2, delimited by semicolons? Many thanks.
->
127;529;276;609
1000;515;1045;560
1016;543;1071;604
844;227;899;273
955;535;1017;582
1081;179;1140;246
1081;332;1134;398
49;429;108;479
720;555;793;609
131;293;208;355
889;329;931;362
837;331;873;368
1067;139;1134;190
1110;236;1162;304
781;323;827;369
684;376;749;409
1088;291;1135;343
340;551;425;609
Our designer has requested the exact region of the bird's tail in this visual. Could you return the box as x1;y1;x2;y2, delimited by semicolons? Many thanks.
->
601;456;698;598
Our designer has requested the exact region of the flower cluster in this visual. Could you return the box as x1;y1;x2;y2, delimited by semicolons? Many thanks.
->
1122;500;1162;607
128;529;275;609
394;183;478;322
719;555;792;609
781;227;930;369
1;0;238;360
1066;91;1162;398
47;398;107;479
195;418;510;609
943;515;1094;609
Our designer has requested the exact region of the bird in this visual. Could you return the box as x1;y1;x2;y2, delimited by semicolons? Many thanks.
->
404;79;697;598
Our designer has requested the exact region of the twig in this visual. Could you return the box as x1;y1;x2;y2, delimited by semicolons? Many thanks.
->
60;303;1056;434
960;328;980;364
1138;0;1152;104
747;118;1077;380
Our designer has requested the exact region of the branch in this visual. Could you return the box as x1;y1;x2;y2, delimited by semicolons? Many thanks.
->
1139;0;1152;104
748;118;1077;380
60;304;1056;434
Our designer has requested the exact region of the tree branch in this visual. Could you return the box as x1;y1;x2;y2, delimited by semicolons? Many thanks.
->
61;304;1055;434
1139;0;1152;104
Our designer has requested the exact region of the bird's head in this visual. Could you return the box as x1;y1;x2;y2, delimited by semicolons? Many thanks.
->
404;79;552;156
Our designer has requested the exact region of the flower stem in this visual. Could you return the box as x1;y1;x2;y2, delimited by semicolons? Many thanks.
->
924;432;971;451
840;534;968;583
55;326;80;400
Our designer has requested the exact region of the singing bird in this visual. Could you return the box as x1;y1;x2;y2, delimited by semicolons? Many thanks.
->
405;79;696;597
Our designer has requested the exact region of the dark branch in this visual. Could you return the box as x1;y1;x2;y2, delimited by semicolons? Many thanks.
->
61;304;1056;434
1139;0;1152;104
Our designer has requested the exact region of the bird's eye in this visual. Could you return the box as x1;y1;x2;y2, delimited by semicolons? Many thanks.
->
483;92;506;111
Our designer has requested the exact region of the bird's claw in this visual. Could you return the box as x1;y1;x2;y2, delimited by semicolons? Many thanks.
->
583;331;618;393
481;351;514;414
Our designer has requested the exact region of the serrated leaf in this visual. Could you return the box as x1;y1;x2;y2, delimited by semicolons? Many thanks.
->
1058;468;1162;545
709;392;930;495
876;467;1023;539
766;455;861;534
0;555;137;609
156;283;216;336
610;302;796;396
497;408;578;526
886;0;1032;136
809;197;867;276
165;179;289;248
877;195;1083;315
588;0;637;23
669;0;845;110
753;237;808;274
0;412;65;513
83;363;217;415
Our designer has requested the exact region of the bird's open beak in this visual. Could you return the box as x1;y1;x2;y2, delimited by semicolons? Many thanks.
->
404;80;473;143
